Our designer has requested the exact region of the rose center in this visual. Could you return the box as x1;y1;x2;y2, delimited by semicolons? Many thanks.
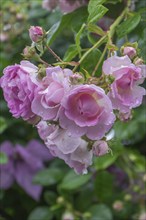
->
77;93;99;117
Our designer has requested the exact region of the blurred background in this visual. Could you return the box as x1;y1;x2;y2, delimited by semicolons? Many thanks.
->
0;0;146;220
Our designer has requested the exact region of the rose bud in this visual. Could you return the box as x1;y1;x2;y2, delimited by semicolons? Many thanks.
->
139;212;146;220
22;46;36;59
113;201;123;211
123;46;136;59
118;111;132;122
29;26;44;43
134;58;144;65
93;140;109;156
62;211;74;220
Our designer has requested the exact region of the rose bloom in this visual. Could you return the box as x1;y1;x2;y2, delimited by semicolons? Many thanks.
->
31;66;73;120
45;125;93;174
102;55;146;113
0;61;39;123
59;84;115;140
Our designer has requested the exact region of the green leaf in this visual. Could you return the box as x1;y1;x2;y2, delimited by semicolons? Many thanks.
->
75;24;86;58
94;151;120;170
44;191;57;205
88;0;106;12
47;7;88;46
116;13;141;39
63;44;78;62
0;117;8;134
88;204;113;220
33;168;64;186
0;152;8;164
80;49;102;76
105;0;122;4
47;22;60;46
75;186;94;211
35;42;44;54
59;170;91;190
28;207;53;220
88;0;108;23
94;171;113;201
87;23;105;36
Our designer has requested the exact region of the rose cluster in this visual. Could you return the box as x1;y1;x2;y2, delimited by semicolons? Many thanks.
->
0;39;145;174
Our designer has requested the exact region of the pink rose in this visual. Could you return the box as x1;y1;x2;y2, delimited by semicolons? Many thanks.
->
45;125;93;174
59;84;115;140
102;55;146;113
31;66;73;120
29;26;44;43
0;61;38;122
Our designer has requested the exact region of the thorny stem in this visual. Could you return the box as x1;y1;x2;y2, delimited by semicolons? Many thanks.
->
46;44;63;62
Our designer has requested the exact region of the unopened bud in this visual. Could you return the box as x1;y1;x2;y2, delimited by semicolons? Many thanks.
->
16;13;24;20
38;66;47;79
83;212;92;218
118;111;132;122
22;46;36;59
124;194;132;201
134;58;144;66
70;73;84;84
139;212;146;220
143;174;146;182
113;200;123;211
133;185;140;192
0;32;9;42
123;46;136;59
62;211;74;220
29;26;44;43
57;196;64;205
93;140;109;156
